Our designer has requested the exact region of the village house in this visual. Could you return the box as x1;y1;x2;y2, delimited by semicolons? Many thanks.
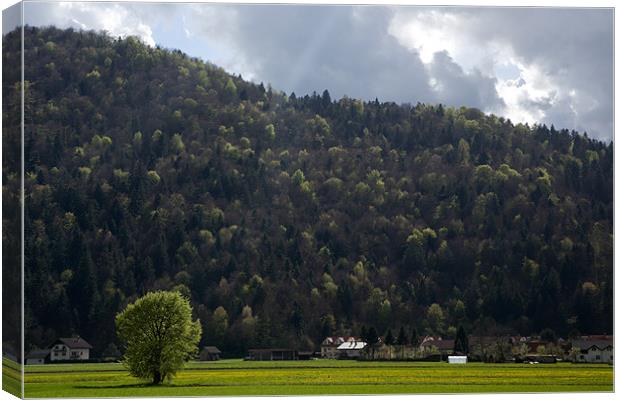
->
524;338;550;354
571;336;613;364
50;337;92;362
336;340;367;359
419;336;454;358
321;336;358;359
199;346;222;361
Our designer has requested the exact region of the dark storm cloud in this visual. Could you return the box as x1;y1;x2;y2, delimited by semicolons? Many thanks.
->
9;2;613;140
187;4;506;109
427;51;505;111
519;95;554;112
189;4;611;140
189;5;434;103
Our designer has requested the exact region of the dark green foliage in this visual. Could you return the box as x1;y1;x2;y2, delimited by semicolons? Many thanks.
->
102;343;121;360
454;326;469;354
410;328;420;347
366;327;380;347
540;328;557;343
396;327;408;346
13;27;612;356
384;329;394;346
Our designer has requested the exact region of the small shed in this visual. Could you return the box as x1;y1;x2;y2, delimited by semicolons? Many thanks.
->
199;346;222;361
248;349;297;361
448;355;467;364
26;349;50;365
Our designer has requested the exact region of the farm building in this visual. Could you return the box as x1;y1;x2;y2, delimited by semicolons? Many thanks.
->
448;355;467;364
419;337;454;358
50;337;92;361
26;349;50;365
321;336;359;358
571;336;613;363
337;340;367;359
248;348;297;361
524;339;550;354
199;346;222;361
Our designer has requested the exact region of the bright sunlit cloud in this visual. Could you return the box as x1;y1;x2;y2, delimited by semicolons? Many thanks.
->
25;2;159;46
387;7;611;138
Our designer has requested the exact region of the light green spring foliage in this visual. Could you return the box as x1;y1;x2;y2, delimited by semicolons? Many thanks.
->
171;133;185;153
147;170;161;184
224;77;237;99
265;124;276;141
115;291;201;384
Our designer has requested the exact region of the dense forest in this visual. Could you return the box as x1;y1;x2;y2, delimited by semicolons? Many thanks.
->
4;26;613;357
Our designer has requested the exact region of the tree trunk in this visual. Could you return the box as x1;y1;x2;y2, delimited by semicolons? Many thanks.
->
153;371;161;385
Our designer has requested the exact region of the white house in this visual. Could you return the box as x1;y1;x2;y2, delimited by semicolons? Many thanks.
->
321;336;358;359
448;355;467;364
572;337;613;364
337;340;367;359
50;337;93;361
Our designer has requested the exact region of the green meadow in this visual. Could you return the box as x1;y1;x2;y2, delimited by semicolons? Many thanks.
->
2;358;22;398
20;359;612;397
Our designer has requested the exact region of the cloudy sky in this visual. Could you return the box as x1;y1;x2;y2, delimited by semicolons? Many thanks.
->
5;2;614;141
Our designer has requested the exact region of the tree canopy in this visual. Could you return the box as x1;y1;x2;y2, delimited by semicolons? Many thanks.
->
115;291;201;384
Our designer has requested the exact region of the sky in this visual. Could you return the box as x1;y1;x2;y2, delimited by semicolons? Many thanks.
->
4;1;614;141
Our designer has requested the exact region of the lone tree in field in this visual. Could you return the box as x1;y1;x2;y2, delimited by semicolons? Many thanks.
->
115;291;202;384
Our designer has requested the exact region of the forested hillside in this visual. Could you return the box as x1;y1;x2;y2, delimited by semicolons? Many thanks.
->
5;26;612;356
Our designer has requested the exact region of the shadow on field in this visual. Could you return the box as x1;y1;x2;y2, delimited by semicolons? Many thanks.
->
73;383;157;389
72;383;252;390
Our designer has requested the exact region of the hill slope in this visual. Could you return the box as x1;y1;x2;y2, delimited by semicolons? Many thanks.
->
4;27;612;355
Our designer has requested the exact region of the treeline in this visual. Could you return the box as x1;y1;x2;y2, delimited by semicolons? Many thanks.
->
5;26;612;357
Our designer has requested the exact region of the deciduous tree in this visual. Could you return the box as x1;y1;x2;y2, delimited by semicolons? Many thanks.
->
115;291;201;384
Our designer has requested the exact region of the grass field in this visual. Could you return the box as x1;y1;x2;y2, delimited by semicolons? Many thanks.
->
2;358;22;398
22;359;612;397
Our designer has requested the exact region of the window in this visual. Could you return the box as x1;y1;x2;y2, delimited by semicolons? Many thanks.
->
596;355;601;360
